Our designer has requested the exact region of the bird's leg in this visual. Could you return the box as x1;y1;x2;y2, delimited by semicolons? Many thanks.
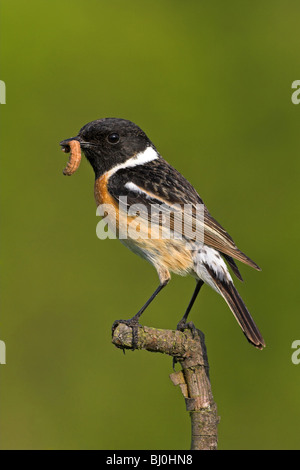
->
173;280;204;369
112;279;169;350
176;280;204;333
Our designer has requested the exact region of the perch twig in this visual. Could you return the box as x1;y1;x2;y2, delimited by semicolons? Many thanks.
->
112;323;220;450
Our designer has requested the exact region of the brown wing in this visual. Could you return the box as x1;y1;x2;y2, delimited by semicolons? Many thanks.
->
107;158;261;272
203;209;261;271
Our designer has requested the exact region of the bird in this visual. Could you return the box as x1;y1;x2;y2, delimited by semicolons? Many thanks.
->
60;118;265;350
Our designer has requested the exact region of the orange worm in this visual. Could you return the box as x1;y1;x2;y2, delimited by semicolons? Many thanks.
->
62;140;81;176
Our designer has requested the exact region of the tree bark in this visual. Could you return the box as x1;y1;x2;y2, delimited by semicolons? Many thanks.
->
112;323;220;450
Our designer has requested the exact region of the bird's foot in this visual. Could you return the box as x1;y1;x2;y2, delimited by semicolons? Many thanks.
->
173;320;199;369
112;316;142;350
176;319;198;339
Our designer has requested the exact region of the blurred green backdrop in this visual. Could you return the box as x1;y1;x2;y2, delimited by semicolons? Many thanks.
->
0;0;299;450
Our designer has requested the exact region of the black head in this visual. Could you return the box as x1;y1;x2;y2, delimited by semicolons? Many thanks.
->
60;118;154;179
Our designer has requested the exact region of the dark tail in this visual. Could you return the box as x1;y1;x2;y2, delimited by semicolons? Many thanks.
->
205;264;265;349
218;281;265;349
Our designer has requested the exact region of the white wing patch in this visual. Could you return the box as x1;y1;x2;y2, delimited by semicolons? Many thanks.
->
124;181;161;203
124;181;148;195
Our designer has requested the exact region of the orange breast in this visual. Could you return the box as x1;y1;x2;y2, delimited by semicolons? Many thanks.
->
94;173;193;276
94;173;128;235
94;174;116;206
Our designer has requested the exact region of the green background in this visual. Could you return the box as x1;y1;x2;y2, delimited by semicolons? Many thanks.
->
1;0;299;450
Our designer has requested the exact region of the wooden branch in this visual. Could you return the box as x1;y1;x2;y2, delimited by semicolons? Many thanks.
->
112;323;220;450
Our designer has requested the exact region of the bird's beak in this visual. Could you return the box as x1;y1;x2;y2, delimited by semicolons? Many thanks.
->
60;136;81;152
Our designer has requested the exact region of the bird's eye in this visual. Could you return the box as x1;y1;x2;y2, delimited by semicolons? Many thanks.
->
107;133;120;144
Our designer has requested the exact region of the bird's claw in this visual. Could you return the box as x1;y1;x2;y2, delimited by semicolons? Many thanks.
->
176;320;198;339
112;318;142;350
